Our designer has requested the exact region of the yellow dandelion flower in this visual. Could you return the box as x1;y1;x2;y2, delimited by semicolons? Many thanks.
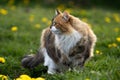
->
0;57;5;63
42;17;48;23
114;16;120;23
8;0;15;6
47;20;51;25
10;5;16;10
29;15;34;22
35;77;45;80
0;9;8;15
0;75;3;77
8;0;15;5
35;24;41;29
80;9;87;16
11;26;18;32
31;78;36;80
113;13;120;23
82;18;88;22
85;78;90;80
113;13;119;17
96;50;100;54
16;78;22;80
0;75;8;80
66;8;72;13
108;44;112;48
116;37;120;42
57;4;65;10
96;50;102;54
19;74;31;80
112;43;117;47
105;17;111;23
114;27;119;32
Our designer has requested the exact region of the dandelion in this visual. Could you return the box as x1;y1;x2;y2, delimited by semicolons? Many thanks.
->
80;9;87;16
114;27;119;32
35;77;45;80
31;78;36;80
47;20;51;25
113;13;120;23
0;75;8;80
112;43;117;47
96;50;100;54
82;18;88;22
116;37;120;42
95;50;102;55
35;24;41;29
0;9;8;15
29;15;34;22
16;74;45;80
105;17;111;23
41;17;48;23
108;44;112;48
66;8;72;13
113;13;119;17
85;78;90;80
57;4;65;10
108;43;118;48
0;57;5;63
114;16;120;23
10;5;16;10
8;0;15;5
16;74;31;80
16;78;22;80
11;26;18;32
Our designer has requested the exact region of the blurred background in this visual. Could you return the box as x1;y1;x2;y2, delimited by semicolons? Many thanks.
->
0;0;120;9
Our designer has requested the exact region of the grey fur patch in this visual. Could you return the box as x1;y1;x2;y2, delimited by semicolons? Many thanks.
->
21;50;44;68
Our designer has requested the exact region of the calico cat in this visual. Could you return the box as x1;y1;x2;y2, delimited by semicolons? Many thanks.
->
22;10;97;74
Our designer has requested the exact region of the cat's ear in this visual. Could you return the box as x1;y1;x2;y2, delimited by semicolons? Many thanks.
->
55;9;61;15
63;11;70;22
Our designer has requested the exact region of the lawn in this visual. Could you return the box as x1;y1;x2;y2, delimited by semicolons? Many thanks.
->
0;2;120;80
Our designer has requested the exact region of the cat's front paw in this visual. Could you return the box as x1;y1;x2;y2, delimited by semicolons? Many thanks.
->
62;60;71;66
60;58;71;66
60;54;71;66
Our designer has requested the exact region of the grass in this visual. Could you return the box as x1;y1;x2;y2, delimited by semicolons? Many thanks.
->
0;4;120;80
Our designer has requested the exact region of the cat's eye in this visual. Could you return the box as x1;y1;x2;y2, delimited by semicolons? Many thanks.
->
53;22;55;25
53;22;57;25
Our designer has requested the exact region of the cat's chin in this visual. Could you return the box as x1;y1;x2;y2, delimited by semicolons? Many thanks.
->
50;30;62;35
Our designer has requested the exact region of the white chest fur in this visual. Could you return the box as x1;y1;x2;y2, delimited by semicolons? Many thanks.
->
55;30;82;54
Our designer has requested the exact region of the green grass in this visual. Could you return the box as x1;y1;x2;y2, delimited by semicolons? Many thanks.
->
0;4;120;80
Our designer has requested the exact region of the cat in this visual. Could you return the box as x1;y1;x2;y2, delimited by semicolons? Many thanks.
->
21;10;97;74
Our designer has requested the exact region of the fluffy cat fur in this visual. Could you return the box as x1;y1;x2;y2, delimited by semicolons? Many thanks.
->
21;10;97;74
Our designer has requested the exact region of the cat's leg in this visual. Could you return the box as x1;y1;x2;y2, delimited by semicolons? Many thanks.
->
42;48;58;74
47;62;57;74
89;42;96;57
60;53;71;66
89;33;97;57
69;54;84;73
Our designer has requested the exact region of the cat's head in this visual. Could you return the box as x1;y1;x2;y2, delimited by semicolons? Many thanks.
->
50;10;73;35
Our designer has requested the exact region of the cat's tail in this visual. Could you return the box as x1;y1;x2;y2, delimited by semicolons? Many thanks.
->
21;49;44;69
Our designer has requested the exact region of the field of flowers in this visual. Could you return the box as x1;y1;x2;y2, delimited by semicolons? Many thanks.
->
0;0;120;80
